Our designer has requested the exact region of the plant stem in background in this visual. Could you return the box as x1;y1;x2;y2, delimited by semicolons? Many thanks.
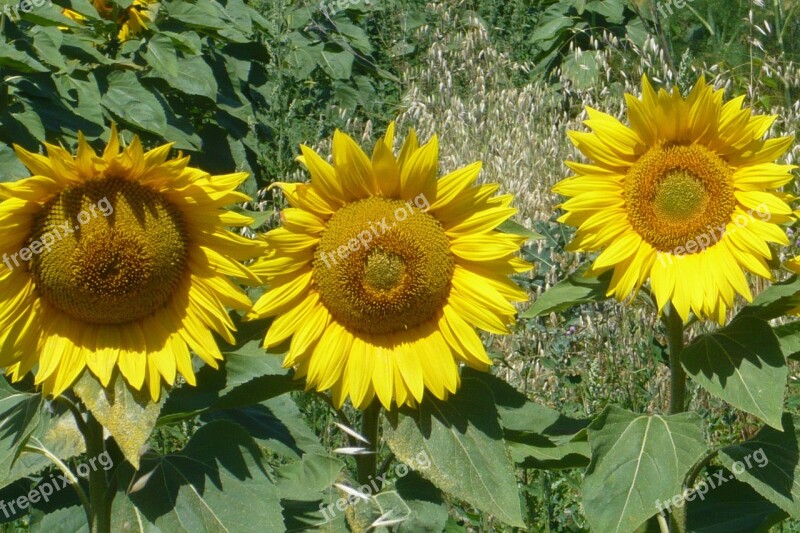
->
355;401;380;487
85;411;111;533
665;303;687;415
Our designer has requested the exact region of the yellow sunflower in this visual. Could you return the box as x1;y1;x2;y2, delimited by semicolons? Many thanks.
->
0;126;263;400
248;124;531;409
554;76;796;323
63;0;157;41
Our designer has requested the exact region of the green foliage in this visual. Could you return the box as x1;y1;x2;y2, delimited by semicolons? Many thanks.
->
681;315;787;430
582;407;707;532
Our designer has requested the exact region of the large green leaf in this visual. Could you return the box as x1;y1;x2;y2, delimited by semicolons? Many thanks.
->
685;470;787;533
142;34;179;78
681;315;787;429
0;143;30;182
275;453;344;501
73;372;164;470
392;472;449;533
521;264;612;317
114;420;282;532
383;376;525;527
203;395;325;460
101;71;167;136
0;41;49;73
774;320;800;361
3;406;86;490
29;504;89;533
739;275;800;320
151;56;218;101
160;336;300;426
0;380;43;482
582;406;707;533
465;369;591;469
165;0;229;30
718;413;800;518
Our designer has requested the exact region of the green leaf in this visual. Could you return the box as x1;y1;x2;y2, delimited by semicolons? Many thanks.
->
0;41;49;73
496;219;544;240
681;315;787;429
150;55;218;101
739;275;800;320
142;34;179;78
116;420;282;531
685;470;787;533
165;0;229;30
72;372;164;469
275;453;344;501
29;504;89;533
319;47;354;79
521;264;612;317
718;413;800;518
31;27;68;72
159;338;301;424
3;406;86;490
383;376;525;527
582;406;707;533
464;369;591;468
0;143;30;182
0;380;43;482
101;71;167;136
774;321;800;361
393;472;449;533
203;395;325;460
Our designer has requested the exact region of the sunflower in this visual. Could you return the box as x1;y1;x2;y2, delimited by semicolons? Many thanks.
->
63;0;157;41
248;124;531;409
553;76;796;323
0;126;263;400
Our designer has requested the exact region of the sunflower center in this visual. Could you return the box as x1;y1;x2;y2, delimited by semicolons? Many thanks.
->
624;143;735;253
313;196;454;335
30;178;189;325
363;250;406;291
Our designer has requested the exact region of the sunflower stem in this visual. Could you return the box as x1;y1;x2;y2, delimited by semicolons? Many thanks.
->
665;303;687;533
665;304;687;415
355;401;380;487
85;412;111;533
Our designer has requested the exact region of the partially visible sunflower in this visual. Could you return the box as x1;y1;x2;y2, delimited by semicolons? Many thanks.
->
0;126;263;400
248;123;531;409
64;0;157;41
553;76;796;323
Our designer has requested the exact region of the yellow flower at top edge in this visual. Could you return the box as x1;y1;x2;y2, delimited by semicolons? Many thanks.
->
247;123;532;410
63;0;157;41
0;126;264;400
554;75;796;324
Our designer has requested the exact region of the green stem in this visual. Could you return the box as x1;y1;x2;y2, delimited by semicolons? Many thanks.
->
665;304;687;415
355;401;380;487
85;412;111;533
23;439;91;523
664;304;687;532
